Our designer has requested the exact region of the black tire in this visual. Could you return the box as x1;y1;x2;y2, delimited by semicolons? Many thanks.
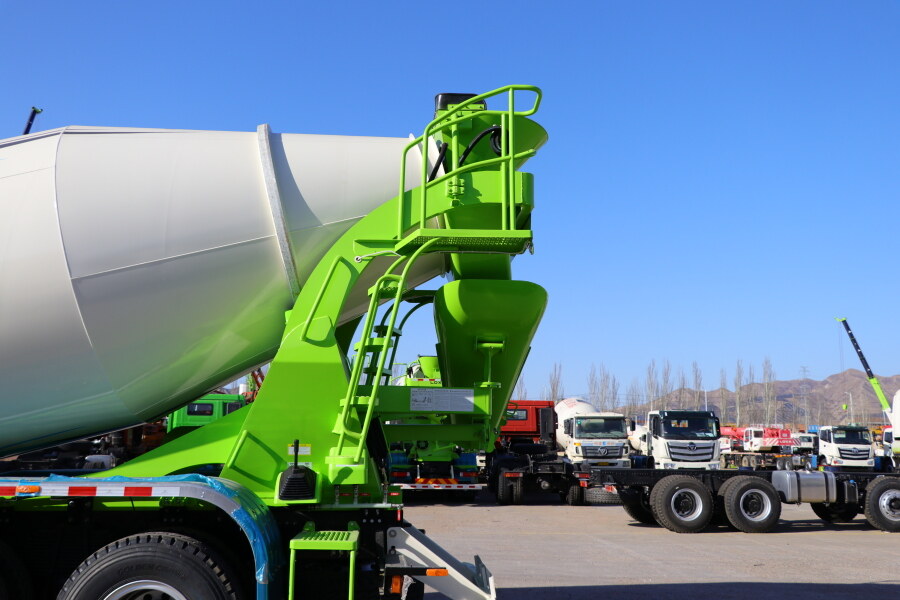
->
810;502;859;523
713;476;742;527
649;475;714;533
510;475;525;505
722;476;781;533
496;469;513;505
565;483;586;506
619;486;656;524
587;488;622;505
0;540;32;600
57;532;240;600
864;477;900;532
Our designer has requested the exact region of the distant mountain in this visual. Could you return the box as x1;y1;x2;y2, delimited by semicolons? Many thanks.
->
632;369;898;429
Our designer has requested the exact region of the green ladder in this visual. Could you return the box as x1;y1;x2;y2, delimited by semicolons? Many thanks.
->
288;522;360;599
330;239;440;476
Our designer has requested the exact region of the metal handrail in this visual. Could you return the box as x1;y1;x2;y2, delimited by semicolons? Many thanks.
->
397;85;542;238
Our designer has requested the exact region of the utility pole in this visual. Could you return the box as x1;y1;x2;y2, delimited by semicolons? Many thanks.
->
800;366;810;431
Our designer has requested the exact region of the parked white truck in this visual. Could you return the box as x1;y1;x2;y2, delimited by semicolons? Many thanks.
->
817;425;875;470
555;398;630;469
628;410;721;470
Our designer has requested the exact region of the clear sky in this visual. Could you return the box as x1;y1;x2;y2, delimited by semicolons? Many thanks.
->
4;1;900;399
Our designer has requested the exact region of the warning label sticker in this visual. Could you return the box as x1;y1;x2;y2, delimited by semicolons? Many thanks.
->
410;388;476;412
288;444;312;456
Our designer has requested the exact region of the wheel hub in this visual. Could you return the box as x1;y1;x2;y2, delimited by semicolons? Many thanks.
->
739;490;771;522
102;580;188;600
671;489;702;521
879;490;900;522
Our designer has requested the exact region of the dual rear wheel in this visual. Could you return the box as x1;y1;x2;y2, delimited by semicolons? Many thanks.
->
637;475;782;533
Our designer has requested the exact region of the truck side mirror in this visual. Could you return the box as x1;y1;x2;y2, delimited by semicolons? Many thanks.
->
627;419;635;432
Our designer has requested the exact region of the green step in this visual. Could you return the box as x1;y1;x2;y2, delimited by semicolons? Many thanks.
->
290;529;359;551
395;228;533;255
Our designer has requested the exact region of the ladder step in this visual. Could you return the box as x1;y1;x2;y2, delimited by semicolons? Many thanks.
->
361;366;391;376
290;529;359;551
354;338;393;352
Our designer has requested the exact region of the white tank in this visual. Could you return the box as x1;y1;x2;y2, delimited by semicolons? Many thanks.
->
0;125;436;456
554;397;601;451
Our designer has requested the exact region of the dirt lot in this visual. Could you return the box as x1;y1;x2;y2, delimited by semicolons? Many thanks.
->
405;490;900;600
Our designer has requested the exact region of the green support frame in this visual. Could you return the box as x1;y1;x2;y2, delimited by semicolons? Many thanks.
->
105;86;549;512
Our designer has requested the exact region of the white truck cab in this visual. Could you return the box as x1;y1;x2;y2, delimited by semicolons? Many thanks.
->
555;398;630;469
818;425;874;469
631;410;720;470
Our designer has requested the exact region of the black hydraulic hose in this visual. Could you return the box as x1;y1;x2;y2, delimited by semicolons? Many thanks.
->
458;125;504;167
428;142;449;182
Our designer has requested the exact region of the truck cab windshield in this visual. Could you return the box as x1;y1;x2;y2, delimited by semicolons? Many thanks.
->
574;417;626;439
660;417;718;440
833;428;872;445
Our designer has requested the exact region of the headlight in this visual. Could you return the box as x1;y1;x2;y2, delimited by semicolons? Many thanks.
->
709;463;719;470
663;463;676;470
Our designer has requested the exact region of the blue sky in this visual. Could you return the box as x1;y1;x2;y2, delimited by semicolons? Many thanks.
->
4;2;900;398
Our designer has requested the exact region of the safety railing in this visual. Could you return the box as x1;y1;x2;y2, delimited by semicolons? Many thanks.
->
396;85;542;239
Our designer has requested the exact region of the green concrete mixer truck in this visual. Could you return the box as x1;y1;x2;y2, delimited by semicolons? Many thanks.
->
0;86;547;600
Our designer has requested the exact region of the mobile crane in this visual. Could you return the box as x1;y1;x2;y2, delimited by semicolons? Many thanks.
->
837;317;899;469
0;86;547;599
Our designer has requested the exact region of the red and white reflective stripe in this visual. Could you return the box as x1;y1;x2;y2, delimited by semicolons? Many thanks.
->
399;484;484;490
0;484;181;498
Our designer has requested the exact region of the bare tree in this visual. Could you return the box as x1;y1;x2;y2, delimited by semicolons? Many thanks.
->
645;360;658;412
609;374;620;411
587;364;600;410
676;369;687;409
720;368;729;422
733;360;744;426
660;360;672;410
513;376;528;401
626;377;642;421
745;363;757;424
692;361;703;410
543;362;564;404
762;357;776;425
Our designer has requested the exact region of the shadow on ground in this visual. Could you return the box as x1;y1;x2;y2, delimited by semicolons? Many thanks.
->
426;582;900;600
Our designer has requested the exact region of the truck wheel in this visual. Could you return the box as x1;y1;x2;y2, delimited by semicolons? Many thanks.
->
565;483;585;506
810;502;859;523
864;477;900;532
496;469;513;505
722;476;781;533
713;476;741;527
56;532;240;600
0;540;32;600
619;486;656;524
510;475;525;505
649;475;713;533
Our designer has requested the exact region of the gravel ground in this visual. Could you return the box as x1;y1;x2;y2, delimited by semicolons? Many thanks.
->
403;490;900;600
